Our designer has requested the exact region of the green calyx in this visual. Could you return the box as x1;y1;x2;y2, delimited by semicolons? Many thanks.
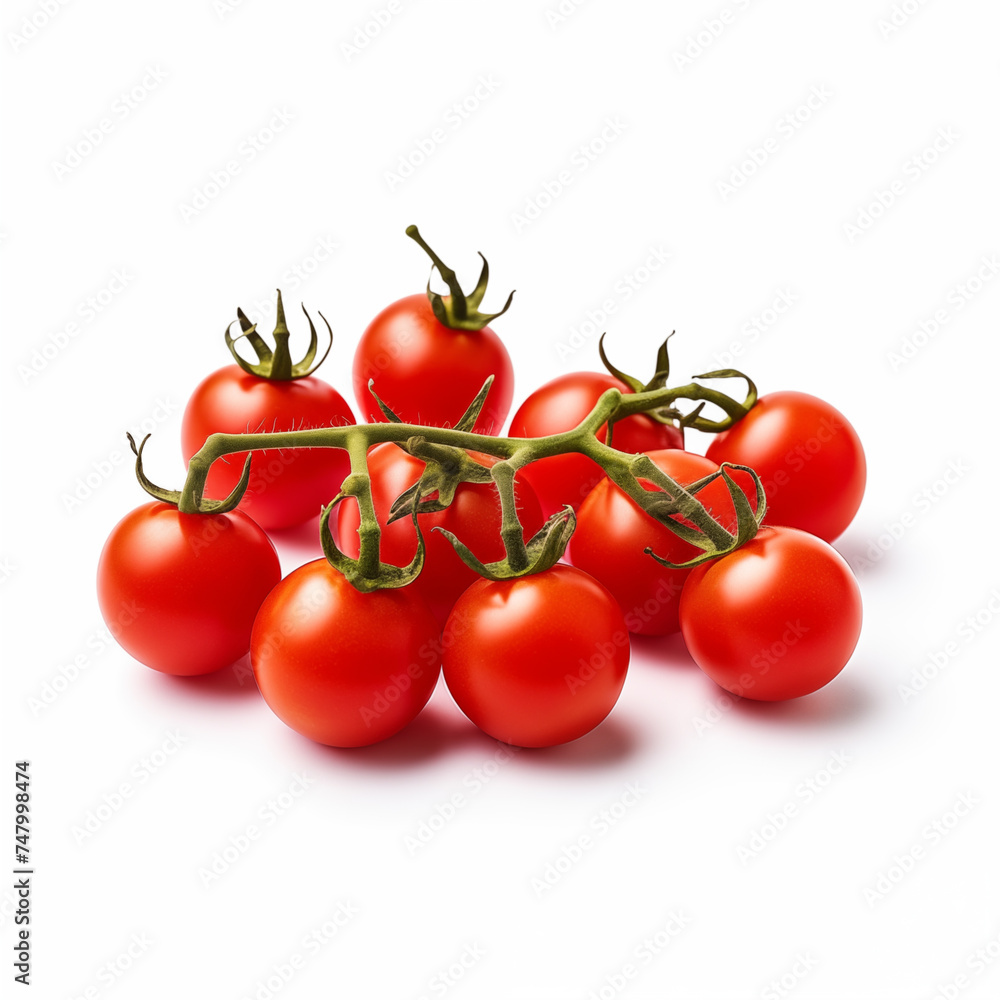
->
127;433;251;514
599;332;758;437
406;225;514;331
642;462;767;570
225;289;332;380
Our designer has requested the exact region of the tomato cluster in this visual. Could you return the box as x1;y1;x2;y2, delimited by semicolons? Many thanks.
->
97;228;865;751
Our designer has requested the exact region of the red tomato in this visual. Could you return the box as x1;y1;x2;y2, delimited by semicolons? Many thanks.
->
706;391;865;542
353;294;513;434
97;502;281;676
570;449;755;636
509;372;684;517
442;565;630;747
251;559;440;747
182;365;355;531
337;443;544;625
679;526;863;701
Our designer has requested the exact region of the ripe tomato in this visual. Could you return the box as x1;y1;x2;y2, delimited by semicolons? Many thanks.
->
251;559;440;747
352;293;513;433
182;366;355;532
570;449;755;636
509;372;684;517
337;443;544;625
97;502;281;676
679;526;863;701
706;391;865;542
442;564;630;747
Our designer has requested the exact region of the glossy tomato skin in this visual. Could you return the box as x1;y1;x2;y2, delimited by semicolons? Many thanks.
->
509;372;684;517
679;526;863;701
706;391;865;542
442;565;630;748
251;559;440;747
181;365;356;531
353;294;513;434
97;502;282;676
337;443;544;625
570;449;755;636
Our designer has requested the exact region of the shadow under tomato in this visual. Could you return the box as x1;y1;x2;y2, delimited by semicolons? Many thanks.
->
152;654;262;701
726;675;876;729
628;630;697;670
507;714;644;771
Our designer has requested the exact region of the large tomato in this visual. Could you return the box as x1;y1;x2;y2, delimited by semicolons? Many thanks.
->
570;449;755;635
442;564;630;748
352;293;513;433
182;366;355;532
337;443;544;624
251;560;440;747
509;372;684;517
706;391;865;542
679;526;863;701
97;502;281;676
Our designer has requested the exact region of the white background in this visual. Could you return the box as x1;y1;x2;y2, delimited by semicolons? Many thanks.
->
3;1;1000;997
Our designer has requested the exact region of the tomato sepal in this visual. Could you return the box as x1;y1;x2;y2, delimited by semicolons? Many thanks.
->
128;432;252;515
319;494;428;592
405;225;514;332
645;462;767;570
434;505;575;581
225;289;332;381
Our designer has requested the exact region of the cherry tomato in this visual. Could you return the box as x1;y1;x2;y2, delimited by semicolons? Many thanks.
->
251;559;440;747
97;502;281;676
337;443;544;625
182;365;356;531
353;293;513;434
570;449;756;636
509;372;684;517
706;391;865;542
442;564;630;748
679;526;863;701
